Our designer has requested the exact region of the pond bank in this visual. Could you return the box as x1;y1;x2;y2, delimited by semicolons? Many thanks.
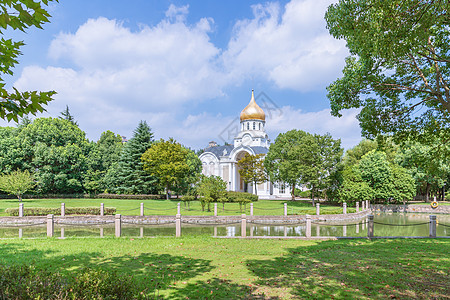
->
371;204;450;214
0;210;372;225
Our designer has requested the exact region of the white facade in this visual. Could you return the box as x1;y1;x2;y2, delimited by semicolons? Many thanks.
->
199;91;291;197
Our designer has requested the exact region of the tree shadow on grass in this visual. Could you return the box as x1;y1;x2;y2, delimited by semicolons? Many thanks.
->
247;239;450;299
167;278;279;300
0;240;214;298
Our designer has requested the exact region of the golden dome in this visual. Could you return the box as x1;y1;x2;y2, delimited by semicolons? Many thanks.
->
240;90;265;121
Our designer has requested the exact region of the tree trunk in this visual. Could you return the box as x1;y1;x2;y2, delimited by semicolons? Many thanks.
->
291;184;295;201
311;189;315;207
253;180;258;195
18;194;22;202
425;183;430;202
223;203;225;212
166;184;170;200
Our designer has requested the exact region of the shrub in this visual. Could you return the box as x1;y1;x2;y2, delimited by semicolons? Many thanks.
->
0;264;138;299
5;207;116;216
224;191;258;202
181;195;196;210
199;196;213;212
236;197;252;212
96;193;162;200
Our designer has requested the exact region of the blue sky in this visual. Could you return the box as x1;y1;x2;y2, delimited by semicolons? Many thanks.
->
2;0;362;150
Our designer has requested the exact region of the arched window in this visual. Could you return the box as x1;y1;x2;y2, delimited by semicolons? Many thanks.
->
247;123;249;130
253;122;255;130
259;123;261;130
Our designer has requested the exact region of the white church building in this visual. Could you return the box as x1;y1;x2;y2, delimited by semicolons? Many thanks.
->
199;90;291;197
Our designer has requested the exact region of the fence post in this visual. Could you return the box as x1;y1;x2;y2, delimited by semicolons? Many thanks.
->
47;214;54;237
356;202;359;213
115;214;121;237
316;203;320;216
140;203;144;217
366;200;369;210
214;203;218;217
100;203;104;216
60;228;65;239
343;202;347;214
284;203;287;216
241;214;247;237
19;203;24;217
250;203;254;216
140;227;144;238
306;215;311;238
176;214;181;237
19;228;23;238
362;201;366;211
100;227;104;238
429;215;437;238
177;203;181;215
61;203;65;217
343;225;347;237
367;215;374;238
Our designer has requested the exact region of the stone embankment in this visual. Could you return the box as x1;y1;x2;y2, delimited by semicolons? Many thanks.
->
0;210;372;225
371;204;450;214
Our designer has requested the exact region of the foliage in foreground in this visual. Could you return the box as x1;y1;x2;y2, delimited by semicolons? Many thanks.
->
0;264;138;300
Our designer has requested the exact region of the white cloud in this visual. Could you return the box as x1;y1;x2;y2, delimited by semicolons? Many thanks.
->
10;1;355;149
222;0;348;91
266;107;362;149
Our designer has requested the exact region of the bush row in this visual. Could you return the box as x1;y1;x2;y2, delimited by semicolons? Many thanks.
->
5;207;116;216
95;193;163;200
0;264;138;299
0;193;92;199
182;191;258;203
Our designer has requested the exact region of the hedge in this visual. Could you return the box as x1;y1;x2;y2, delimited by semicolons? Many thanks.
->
96;193;162;200
5;207;116;216
0;264;137;299
224;191;258;202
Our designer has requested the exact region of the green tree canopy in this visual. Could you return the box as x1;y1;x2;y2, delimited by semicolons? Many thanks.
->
0;169;35;201
326;0;450;143
141;138;192;200
0;0;57;122
265;129;343;203
237;153;266;195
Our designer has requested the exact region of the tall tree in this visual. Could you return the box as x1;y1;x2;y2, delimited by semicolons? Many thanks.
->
265;129;342;203
111;121;157;194
265;130;316;200
85;131;123;193
141;138;192;200
326;0;450;144
237;153;266;195
307;133;343;205
0;0;57;122
59;105;78;126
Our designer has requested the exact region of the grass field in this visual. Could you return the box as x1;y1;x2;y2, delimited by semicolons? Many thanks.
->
0;198;355;217
0;237;448;299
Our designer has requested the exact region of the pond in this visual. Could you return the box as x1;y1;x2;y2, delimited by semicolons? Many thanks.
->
0;212;449;238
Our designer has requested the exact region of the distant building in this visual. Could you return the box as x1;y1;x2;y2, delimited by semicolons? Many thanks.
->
199;90;291;197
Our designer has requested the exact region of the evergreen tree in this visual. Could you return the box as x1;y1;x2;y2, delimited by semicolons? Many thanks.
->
59;105;78;126
111;121;158;194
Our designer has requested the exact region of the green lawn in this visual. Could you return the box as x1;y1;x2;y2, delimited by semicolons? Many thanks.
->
0;237;448;299
0;198;355;217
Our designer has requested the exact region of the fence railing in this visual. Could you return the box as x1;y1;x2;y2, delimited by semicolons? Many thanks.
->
13;200;372;217
20;214;444;239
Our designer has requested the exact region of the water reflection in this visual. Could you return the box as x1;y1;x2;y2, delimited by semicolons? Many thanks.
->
0;213;449;238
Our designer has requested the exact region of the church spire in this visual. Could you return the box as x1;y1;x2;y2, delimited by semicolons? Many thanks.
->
240;89;265;121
